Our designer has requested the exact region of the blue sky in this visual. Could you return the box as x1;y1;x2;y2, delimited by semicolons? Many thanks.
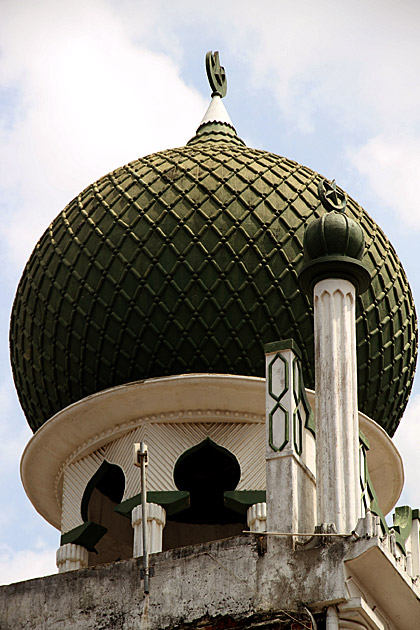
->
0;0;420;583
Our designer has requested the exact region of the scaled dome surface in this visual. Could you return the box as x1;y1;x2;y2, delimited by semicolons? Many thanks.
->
10;117;417;436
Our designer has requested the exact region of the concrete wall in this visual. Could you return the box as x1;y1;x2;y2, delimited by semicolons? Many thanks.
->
0;533;418;629
0;535;330;630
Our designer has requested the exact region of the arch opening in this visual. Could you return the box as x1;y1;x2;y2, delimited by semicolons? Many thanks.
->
82;460;133;566
163;438;246;550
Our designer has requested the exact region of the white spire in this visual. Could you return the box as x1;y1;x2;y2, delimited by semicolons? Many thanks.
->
198;95;234;128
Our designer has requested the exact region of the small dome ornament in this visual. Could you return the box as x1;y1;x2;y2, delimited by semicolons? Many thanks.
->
299;178;371;296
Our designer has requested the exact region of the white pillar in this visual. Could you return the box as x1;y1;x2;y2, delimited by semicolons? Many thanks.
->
265;341;316;534
247;502;267;533
132;502;166;558
314;278;360;533
405;511;420;580
56;543;88;573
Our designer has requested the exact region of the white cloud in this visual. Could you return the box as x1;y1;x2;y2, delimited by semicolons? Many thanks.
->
348;134;420;230
393;394;420;509
2;0;420;270
0;0;207;271
0;543;56;585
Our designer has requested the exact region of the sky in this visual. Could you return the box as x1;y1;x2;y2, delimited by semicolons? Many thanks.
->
0;0;420;584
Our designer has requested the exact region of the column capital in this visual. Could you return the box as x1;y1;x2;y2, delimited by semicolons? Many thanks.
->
299;255;370;297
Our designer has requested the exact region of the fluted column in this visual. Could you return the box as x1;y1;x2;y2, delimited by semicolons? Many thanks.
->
314;278;359;532
247;502;267;533
56;543;88;573
299;178;371;534
132;502;166;558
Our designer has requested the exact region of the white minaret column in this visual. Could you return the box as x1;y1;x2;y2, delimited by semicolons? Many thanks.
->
265;340;316;534
313;278;359;532
299;179;371;534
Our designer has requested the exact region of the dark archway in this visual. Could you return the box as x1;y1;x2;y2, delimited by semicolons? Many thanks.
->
82;460;133;566
81;460;125;522
174;437;241;496
163;439;246;550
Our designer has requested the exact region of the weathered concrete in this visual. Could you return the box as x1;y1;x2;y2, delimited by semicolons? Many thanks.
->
1;533;418;629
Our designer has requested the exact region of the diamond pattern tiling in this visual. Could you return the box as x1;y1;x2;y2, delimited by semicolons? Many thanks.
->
10;127;417;436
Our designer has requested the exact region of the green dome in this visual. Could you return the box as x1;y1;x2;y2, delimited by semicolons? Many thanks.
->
10;123;417;435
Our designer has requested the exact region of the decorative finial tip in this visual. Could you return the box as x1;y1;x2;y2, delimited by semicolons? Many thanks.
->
206;51;227;98
318;178;347;213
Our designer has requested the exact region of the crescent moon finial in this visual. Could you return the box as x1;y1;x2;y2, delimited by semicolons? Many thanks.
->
205;51;227;98
318;178;347;213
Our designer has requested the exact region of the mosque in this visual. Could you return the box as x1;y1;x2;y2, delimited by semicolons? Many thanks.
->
1;52;419;629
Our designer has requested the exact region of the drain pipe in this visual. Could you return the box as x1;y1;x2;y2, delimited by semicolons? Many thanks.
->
134;442;150;594
326;606;339;630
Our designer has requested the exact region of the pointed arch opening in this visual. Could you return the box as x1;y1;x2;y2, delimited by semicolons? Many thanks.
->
163;438;246;550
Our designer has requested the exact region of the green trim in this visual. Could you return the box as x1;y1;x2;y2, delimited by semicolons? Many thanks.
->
292;357;300;400
224;490;266;516
60;521;107;553
359;429;370;450
365;469;394;544
359;434;369;514
268;407;289;452
264;339;302;360
359;434;406;555
268;353;289;452
292;407;303;456
268;353;289;400
267;349;314;453
115;491;190;518
292;358;303;455
302;388;315;437
293;355;315;441
193;121;239;140
393;506;413;541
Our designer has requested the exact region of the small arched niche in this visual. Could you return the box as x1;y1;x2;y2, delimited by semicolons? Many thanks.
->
81;460;133;566
163;438;246;550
